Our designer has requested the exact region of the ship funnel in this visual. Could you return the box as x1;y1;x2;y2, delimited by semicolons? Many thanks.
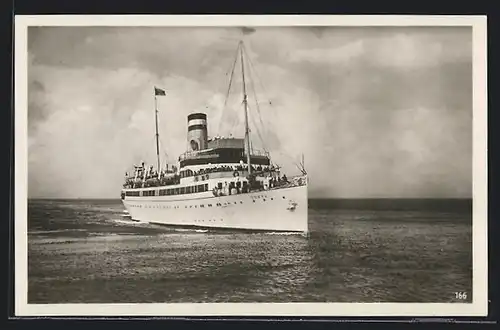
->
187;113;208;151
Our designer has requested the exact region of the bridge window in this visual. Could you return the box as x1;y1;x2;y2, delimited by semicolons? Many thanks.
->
175;188;179;195
125;191;140;197
180;187;185;194
204;183;208;191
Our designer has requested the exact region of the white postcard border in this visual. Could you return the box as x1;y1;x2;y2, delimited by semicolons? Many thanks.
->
14;15;488;317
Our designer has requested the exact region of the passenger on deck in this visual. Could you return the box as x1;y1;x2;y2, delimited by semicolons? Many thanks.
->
230;182;237;195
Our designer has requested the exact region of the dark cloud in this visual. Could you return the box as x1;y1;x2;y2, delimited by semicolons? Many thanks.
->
241;27;256;35
27;26;473;198
309;27;327;38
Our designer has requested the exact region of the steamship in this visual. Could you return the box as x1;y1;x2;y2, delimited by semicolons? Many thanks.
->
120;41;308;233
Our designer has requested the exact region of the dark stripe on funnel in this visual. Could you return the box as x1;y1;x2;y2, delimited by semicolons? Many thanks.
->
187;113;207;121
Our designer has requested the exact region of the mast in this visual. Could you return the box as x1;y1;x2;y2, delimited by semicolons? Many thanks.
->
240;41;252;176
154;91;161;174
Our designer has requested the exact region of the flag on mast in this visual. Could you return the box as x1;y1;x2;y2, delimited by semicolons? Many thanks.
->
154;86;166;96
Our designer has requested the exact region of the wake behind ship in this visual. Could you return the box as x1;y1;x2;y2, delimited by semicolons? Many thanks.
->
121;41;308;233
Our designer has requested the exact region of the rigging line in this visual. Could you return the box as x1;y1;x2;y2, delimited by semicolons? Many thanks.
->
275;150;303;170
223;42;241;108
243;46;298;163
248;103;268;154
158;136;170;163
246;58;269;152
155;110;172;170
141;135;156;165
218;42;241;135
244;55;269;154
224;101;241;137
242;45;270;141
247;94;268;153
242;43;274;107
155;115;166;158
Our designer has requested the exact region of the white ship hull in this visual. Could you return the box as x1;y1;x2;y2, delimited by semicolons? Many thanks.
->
122;184;308;233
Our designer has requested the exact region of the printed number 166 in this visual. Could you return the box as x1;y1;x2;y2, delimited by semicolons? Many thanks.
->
455;292;467;299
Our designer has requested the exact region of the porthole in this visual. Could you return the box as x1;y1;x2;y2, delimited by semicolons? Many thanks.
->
271;198;274;201
282;196;286;199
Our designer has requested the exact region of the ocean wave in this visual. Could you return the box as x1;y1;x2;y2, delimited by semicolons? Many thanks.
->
264;232;305;236
29;229;88;234
31;233;144;245
112;219;144;225
110;219;212;234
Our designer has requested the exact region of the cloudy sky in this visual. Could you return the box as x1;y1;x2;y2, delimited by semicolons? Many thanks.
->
27;26;472;199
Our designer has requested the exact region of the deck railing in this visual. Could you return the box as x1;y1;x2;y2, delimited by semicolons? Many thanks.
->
178;149;269;161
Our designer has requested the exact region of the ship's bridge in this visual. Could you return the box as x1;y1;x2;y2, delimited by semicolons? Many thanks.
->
178;137;270;168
